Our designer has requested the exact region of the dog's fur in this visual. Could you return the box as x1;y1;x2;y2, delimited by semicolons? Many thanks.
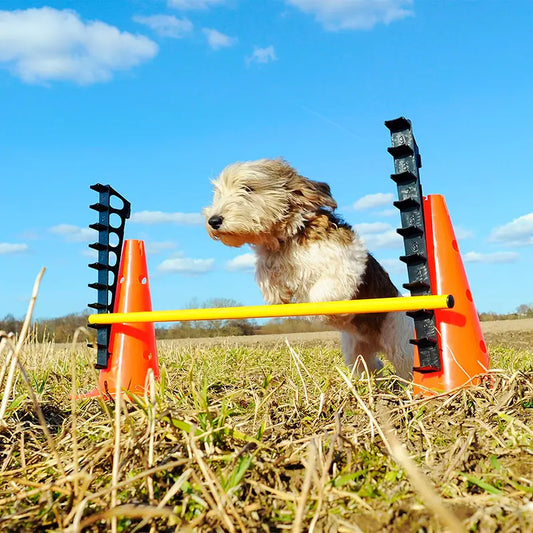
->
203;158;414;380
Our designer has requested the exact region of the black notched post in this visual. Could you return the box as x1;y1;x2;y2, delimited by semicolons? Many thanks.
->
88;184;131;369
385;117;441;372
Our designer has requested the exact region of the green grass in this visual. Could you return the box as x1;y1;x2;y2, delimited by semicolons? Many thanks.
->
0;335;532;532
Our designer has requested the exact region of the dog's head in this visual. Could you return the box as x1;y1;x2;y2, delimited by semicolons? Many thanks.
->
203;158;337;249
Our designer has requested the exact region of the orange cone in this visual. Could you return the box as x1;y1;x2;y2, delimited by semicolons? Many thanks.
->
84;239;159;398
413;195;490;395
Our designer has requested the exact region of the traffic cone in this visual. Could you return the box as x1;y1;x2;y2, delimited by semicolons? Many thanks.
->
413;195;490;395
83;239;159;398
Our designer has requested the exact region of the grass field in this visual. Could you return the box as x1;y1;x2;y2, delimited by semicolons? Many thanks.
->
0;320;532;532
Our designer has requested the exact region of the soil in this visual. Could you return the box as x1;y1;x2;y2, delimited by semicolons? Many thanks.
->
161;317;533;350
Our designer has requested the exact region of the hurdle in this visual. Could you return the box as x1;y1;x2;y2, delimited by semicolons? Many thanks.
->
88;294;454;325
84;117;489;397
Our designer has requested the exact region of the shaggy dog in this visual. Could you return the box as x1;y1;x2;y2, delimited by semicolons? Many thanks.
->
203;158;414;380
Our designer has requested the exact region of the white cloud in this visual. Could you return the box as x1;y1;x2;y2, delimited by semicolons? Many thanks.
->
168;0;227;10
145;241;177;254
0;7;158;85
360;229;403;250
226;253;256;272
379;257;405;274
463;251;520;264
355;222;402;249
50;224;95;243
131;210;204;225
246;45;277;66
82;248;98;259
454;226;474;241
354;222;391;234
490;213;533;247
158;256;215;274
133;14;193;38
353;192;394;210
203;28;237;50
0;243;28;254
286;0;414;31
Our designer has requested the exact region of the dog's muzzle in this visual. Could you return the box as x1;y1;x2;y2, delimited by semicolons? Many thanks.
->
208;215;224;230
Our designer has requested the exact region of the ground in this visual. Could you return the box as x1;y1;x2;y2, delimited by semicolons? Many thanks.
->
0;318;531;532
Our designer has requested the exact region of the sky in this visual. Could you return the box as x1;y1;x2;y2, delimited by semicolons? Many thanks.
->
1;0;532;321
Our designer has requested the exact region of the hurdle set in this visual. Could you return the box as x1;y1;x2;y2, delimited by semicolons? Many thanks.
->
84;118;489;398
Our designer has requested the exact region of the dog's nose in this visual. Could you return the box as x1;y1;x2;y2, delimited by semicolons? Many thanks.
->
208;215;224;230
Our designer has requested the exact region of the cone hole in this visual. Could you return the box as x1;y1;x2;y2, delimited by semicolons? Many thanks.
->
452;239;459;252
119;276;125;284
138;275;147;285
466;289;473;302
143;351;152;361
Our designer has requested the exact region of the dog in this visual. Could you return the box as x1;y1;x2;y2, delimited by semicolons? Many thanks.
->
203;158;414;380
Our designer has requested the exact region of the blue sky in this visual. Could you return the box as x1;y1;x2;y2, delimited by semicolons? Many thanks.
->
1;0;532;320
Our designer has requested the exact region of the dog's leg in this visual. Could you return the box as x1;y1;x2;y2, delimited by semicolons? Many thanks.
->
341;332;384;377
309;277;353;304
379;312;414;381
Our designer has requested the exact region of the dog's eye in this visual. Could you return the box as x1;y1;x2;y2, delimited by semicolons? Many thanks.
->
242;185;254;193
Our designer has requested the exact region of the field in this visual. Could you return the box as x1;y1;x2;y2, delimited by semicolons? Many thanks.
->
0;319;532;532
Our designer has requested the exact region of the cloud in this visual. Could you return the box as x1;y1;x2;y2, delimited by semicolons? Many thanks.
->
379;257;405;274
203;28;237;50
360;229;403;250
246;45;277;66
354;222;391;234
82;248;98;259
158;256;215;274
463;251;520;264
353;192;394;210
131;210;204;225
50;224;95;243
226;253;256;272
490;213;533;247
145;241;177;254
133;14;193;38
285;0;414;31
167;0;227;10
0;7;158;84
0;243;28;254
355;222;402;250
454;226;474;241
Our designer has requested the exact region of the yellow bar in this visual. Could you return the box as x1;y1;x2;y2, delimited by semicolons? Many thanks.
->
88;294;453;325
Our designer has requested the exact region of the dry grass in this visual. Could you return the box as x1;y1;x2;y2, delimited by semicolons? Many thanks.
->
0;275;531;532
0;333;531;532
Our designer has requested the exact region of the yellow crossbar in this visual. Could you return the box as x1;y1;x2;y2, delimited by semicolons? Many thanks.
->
88;294;453;325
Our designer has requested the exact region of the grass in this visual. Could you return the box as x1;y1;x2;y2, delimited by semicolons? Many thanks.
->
0;327;532;533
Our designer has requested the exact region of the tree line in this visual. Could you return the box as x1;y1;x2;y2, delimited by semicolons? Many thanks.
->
0;298;329;343
2;301;530;344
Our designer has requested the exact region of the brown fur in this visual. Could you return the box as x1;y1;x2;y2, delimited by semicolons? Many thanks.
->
350;254;399;336
296;210;354;246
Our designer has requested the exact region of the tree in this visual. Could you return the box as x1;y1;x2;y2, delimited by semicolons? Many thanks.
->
517;304;533;317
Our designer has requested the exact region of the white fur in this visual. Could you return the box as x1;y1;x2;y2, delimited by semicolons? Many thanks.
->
255;237;367;305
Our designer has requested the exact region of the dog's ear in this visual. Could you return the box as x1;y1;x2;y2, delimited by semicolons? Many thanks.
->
289;174;337;211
